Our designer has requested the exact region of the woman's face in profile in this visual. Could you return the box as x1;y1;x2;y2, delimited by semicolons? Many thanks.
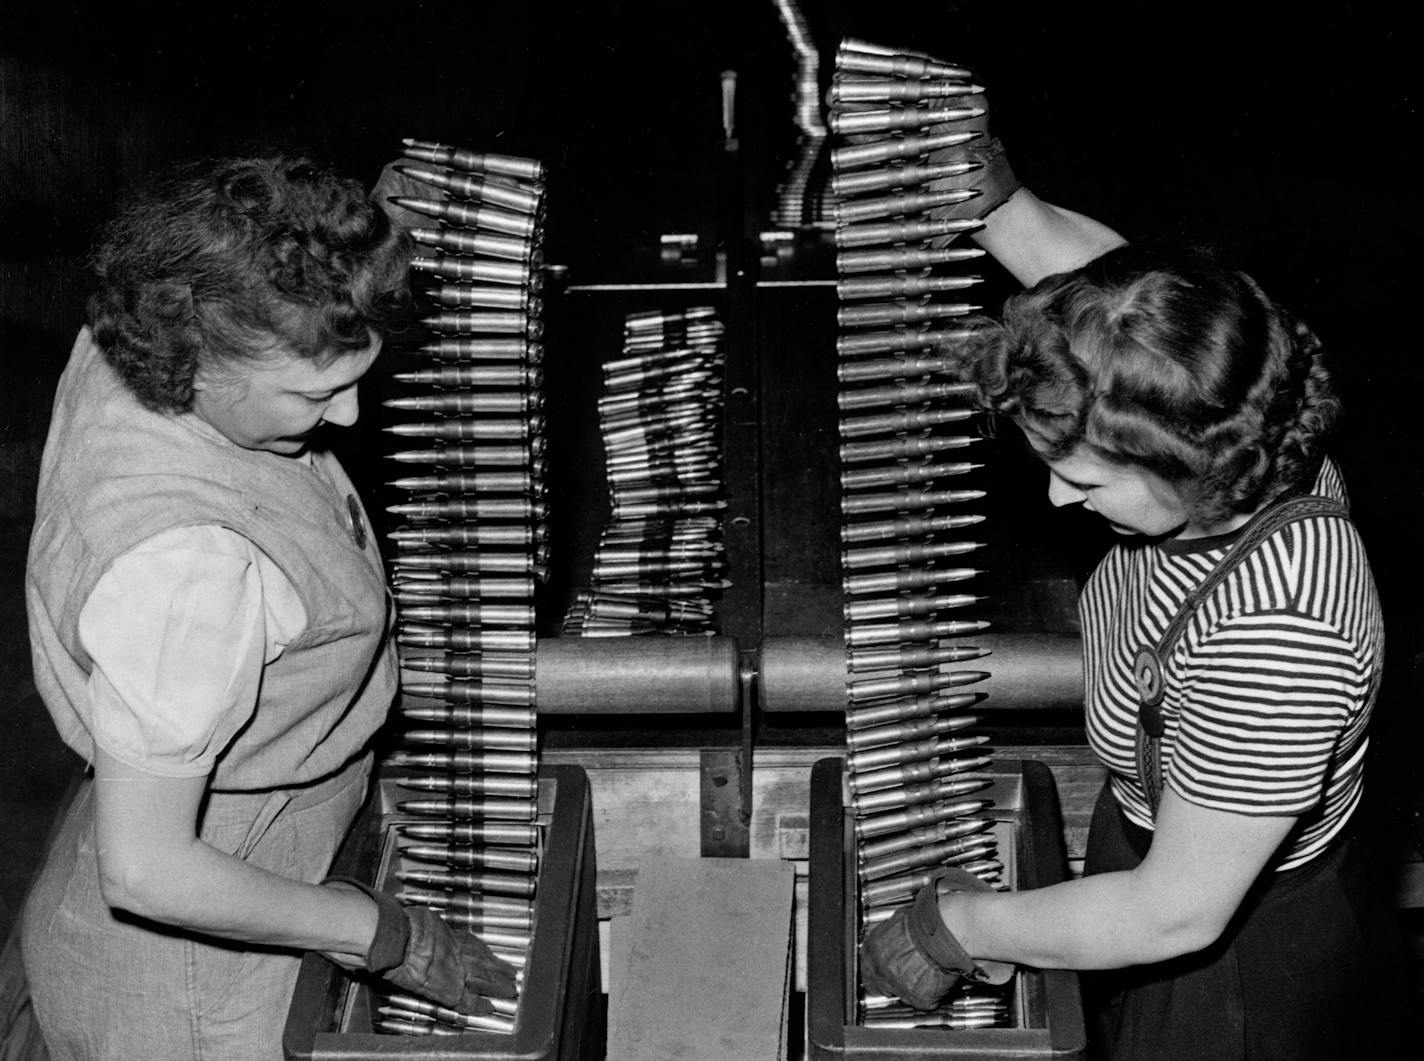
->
1043;447;1191;539
189;335;382;455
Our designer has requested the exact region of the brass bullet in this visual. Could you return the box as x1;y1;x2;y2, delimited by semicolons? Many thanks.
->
393;575;535;600
848;732;990;772
844;618;990;648
845;692;983;731
858;813;993;861
388;471;534;494
429;282;537;311
837;300;977;329
421;311;541;338
400;721;536;749
411;253;533;287
392;196;537;239
397;773;539;799
401;654;538;681
389;523;533;547
849;770;993;813
833;217;982;250
396;798;538;822
840;462;979;492
401;677;537;706
391;749;538;773
853;797;993;842
829;77;984;105
400;844;539;874
837;274;981;302
834;245;984;275
845;712;980;752
846;642;985;673
386;393;537;417
842;565;980;595
394;887;535;918
832;159;979;198
834;46;972;81
395;163;543;215
399;705;536;731
835;326;982;359
384;418;539;442
833;131;979;172
395;867;537;897
402;139;546;182
847;752;995;797
410;338;542;364
840;512;984;544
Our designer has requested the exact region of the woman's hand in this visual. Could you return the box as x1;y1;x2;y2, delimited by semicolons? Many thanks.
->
370;161;440;231
326;878;518;1015
859;868;1015;1010
924;787;1297;973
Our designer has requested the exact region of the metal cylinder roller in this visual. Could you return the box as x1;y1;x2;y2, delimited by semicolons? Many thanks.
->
533;635;742;714
756;633;1082;714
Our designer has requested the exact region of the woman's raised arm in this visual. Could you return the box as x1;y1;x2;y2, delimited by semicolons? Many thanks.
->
972;186;1127;287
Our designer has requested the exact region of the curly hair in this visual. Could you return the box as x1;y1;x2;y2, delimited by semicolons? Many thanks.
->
87;155;412;412
968;243;1340;525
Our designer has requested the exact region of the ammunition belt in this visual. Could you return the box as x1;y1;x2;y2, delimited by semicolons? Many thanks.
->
828;38;1009;1031
379;138;550;1037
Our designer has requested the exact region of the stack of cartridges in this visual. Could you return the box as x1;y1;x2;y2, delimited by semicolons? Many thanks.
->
378;139;549;1036
561;307;729;636
825;41;1011;1030
770;0;830;229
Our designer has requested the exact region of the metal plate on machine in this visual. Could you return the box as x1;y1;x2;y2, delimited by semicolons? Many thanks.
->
700;747;751;857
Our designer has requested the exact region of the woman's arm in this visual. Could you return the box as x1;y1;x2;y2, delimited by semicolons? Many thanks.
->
971;187;1128;287
940;786;1296;969
80;529;373;959
92;747;377;964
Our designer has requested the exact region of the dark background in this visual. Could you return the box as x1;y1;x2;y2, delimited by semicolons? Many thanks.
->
1;0;1418;931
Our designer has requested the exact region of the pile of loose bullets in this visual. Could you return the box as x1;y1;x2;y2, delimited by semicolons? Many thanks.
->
561;306;729;637
376;139;549;1036
826;41;1011;1031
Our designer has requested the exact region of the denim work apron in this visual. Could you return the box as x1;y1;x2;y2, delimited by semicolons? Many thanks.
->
20;753;371;1061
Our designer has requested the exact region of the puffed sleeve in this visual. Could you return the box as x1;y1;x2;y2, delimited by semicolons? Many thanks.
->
77;525;307;777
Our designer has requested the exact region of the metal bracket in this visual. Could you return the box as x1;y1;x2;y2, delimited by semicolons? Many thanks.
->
700;747;751;857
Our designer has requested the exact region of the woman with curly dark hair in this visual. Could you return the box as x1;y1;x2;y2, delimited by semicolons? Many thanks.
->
21;156;515;1060
859;123;1410;1058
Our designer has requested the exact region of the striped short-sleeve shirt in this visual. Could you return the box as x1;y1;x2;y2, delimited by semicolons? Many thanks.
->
1081;459;1383;871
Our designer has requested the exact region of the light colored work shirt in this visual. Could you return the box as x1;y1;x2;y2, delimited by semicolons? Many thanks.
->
79;524;307;777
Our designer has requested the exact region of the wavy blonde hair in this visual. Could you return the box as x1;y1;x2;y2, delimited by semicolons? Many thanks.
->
968;243;1339;524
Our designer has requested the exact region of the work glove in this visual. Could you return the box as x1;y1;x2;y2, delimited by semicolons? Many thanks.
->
369;160;439;232
830;48;1021;242
859;868;1015;1011
925;130;1020;233
327;877;519;1014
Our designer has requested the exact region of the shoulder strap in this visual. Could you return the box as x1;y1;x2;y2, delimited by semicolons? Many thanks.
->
1133;494;1348;817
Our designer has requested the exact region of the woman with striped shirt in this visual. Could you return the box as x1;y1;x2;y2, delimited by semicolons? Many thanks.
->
859;172;1411;1057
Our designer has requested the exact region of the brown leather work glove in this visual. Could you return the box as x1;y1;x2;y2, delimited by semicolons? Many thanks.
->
328;877;518;1014
859;868;1015;1010
832;49;1021;242
369;161;438;232
918;72;1021;241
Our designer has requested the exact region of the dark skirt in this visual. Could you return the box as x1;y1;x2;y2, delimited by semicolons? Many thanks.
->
1082;783;1418;1061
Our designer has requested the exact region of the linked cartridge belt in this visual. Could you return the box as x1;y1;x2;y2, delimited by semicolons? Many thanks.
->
377;137;550;1040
